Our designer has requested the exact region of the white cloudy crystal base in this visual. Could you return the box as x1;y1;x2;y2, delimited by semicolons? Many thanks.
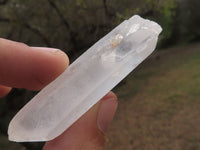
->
8;15;162;142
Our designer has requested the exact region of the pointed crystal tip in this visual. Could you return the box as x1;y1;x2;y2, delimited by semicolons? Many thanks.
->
8;117;52;142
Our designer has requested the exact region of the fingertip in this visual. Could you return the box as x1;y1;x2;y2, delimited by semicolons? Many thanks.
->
31;47;70;68
55;50;70;69
102;91;117;101
0;40;70;91
25;47;69;91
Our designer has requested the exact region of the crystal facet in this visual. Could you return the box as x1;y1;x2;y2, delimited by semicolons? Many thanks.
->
8;15;162;142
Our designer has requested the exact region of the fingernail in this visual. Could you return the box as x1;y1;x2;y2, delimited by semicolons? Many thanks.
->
97;98;118;133
31;47;59;53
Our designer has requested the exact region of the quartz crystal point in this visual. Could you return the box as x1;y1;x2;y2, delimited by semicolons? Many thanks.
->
8;15;162;142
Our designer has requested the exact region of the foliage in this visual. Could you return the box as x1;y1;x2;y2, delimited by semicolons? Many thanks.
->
177;0;200;43
0;0;199;58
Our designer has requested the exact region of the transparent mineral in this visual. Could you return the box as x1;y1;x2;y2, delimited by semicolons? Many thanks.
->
8;15;162;142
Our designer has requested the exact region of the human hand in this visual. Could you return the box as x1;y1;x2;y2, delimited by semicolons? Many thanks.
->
0;38;118;150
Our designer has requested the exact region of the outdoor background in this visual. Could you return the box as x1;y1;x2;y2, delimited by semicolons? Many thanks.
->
0;0;200;149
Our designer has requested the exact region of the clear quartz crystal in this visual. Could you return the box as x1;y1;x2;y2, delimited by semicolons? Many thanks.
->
8;15;162;142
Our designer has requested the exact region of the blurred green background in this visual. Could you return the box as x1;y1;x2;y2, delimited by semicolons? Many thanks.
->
0;0;200;149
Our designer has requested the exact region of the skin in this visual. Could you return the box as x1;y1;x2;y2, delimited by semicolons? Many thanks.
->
0;38;118;150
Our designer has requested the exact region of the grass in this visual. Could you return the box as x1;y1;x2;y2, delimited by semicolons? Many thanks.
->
104;43;200;150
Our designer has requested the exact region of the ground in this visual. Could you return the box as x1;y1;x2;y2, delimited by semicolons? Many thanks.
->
104;43;200;150
1;43;200;150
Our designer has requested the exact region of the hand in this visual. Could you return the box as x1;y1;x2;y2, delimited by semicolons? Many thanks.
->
0;38;118;150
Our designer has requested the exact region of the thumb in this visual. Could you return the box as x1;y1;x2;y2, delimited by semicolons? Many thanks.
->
43;91;118;150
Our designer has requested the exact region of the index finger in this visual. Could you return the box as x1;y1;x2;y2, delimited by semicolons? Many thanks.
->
0;38;69;90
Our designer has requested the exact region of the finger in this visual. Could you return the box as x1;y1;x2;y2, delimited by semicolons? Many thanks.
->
43;91;118;150
0;38;69;90
0;85;12;98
